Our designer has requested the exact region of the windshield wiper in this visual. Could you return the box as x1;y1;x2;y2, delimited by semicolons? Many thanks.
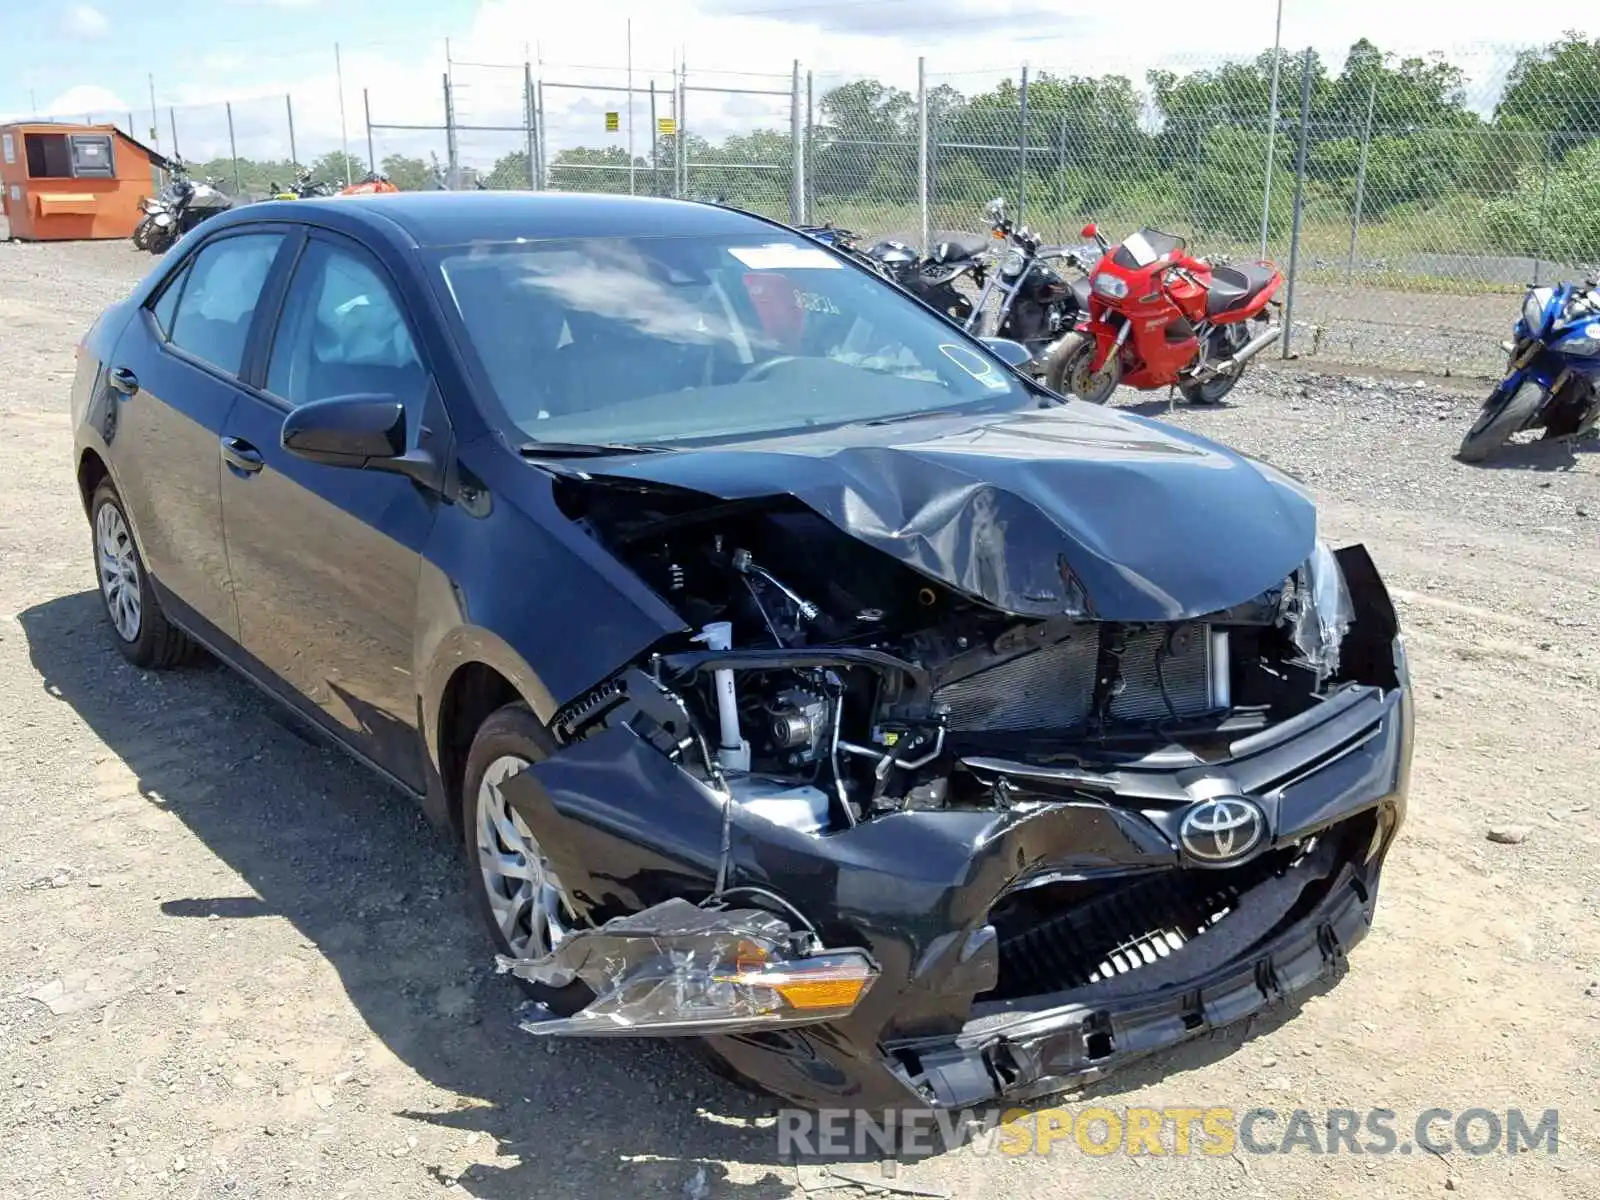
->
857;408;966;426
518;440;669;458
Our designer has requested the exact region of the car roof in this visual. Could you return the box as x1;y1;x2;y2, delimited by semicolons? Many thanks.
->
236;191;782;249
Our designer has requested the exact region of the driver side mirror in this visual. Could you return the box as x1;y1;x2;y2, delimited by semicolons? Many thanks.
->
282;394;440;488
283;394;405;465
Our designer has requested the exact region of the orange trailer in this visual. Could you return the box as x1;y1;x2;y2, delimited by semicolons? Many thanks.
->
0;122;171;242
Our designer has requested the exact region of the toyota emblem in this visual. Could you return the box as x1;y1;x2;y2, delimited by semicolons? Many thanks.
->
1178;796;1266;864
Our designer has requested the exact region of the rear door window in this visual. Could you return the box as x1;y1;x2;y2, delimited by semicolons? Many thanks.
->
168;233;285;377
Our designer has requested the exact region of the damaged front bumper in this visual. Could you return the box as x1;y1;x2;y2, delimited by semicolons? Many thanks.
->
492;622;1412;1109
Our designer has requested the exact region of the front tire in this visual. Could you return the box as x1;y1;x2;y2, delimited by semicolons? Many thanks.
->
461;704;591;1015
89;480;194;669
1459;381;1543;463
131;216;154;251
1043;332;1121;404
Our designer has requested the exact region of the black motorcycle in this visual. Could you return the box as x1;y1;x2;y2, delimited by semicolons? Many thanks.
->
138;161;232;254
963;197;1095;369
798;224;989;326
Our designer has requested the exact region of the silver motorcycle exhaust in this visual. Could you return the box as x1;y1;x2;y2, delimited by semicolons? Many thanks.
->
1187;322;1282;379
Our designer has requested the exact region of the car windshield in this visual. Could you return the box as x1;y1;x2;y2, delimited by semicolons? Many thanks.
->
433;232;1029;446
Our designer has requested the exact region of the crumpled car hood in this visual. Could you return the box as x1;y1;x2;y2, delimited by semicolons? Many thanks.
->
580;404;1317;621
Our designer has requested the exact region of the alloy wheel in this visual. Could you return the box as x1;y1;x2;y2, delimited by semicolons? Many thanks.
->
475;755;574;977
95;502;142;643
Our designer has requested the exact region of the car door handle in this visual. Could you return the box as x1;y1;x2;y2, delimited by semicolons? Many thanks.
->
107;366;139;397
220;436;264;475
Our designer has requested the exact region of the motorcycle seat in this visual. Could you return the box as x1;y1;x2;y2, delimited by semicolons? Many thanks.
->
1206;263;1278;316
932;239;986;264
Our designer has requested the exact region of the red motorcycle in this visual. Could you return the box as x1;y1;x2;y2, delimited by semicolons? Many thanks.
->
1042;224;1283;406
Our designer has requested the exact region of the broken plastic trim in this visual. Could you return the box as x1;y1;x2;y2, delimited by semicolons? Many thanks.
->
498;898;878;1037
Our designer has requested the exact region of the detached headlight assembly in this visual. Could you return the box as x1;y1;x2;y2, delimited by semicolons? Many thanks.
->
1281;539;1354;679
499;898;877;1037
1092;272;1128;299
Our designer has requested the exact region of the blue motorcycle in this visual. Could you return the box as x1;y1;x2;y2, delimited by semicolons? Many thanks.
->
1459;281;1600;462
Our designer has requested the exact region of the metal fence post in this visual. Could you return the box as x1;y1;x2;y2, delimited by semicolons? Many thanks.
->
534;62;547;190
1345;78;1377;283
679;68;689;197
286;94;298;168
1533;132;1553;285
651;80;660;197
225;101;240;194
1017;64;1029;223
536;78;547;190
335;42;352;185
804;70;814;223
790;60;804;224
1281;49;1314;358
443;72;459;189
917;57;929;253
363;88;375;174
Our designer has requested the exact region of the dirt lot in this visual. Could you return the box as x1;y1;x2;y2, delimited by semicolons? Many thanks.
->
1;239;1597;1200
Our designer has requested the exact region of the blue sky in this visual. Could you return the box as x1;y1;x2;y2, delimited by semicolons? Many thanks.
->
1;0;472;118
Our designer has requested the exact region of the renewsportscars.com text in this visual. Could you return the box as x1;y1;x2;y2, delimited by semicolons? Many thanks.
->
776;1106;1560;1159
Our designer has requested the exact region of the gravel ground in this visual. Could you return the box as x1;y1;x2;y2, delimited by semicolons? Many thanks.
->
1;238;1598;1200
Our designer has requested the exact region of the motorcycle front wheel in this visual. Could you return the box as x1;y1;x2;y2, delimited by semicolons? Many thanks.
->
131;216;153;251
1043;332;1120;404
1458;380;1543;463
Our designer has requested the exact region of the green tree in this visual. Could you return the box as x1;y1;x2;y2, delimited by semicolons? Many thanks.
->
311;150;366;187
484;150;533;190
1483;139;1600;260
1497;33;1600;152
380;154;431;192
548;145;646;194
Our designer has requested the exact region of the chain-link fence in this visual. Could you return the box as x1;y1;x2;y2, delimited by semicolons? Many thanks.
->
25;37;1600;373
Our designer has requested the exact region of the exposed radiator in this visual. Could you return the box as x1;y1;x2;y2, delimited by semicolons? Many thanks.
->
933;623;1219;732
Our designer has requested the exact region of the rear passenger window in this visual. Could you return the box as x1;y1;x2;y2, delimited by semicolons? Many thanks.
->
149;263;188;338
266;239;426;419
168;233;284;376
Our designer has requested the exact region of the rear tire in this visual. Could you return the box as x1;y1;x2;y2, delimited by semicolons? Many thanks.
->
1458;381;1543;463
1043;332;1120;404
89;479;195;669
1180;365;1245;406
460;703;592;1016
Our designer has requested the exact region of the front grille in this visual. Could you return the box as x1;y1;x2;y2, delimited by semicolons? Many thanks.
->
933;624;1215;732
985;851;1285;1000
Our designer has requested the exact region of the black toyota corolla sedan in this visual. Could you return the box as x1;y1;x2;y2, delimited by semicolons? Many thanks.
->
71;191;1411;1111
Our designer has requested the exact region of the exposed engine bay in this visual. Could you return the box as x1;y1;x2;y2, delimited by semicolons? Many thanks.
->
549;480;1372;835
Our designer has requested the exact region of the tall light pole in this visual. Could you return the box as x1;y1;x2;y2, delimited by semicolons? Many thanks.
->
1258;0;1284;259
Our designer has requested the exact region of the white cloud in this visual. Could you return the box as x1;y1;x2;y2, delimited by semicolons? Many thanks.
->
41;84;131;119
63;4;110;38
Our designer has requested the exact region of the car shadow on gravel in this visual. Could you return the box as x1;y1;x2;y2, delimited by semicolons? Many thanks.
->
20;589;1324;1195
